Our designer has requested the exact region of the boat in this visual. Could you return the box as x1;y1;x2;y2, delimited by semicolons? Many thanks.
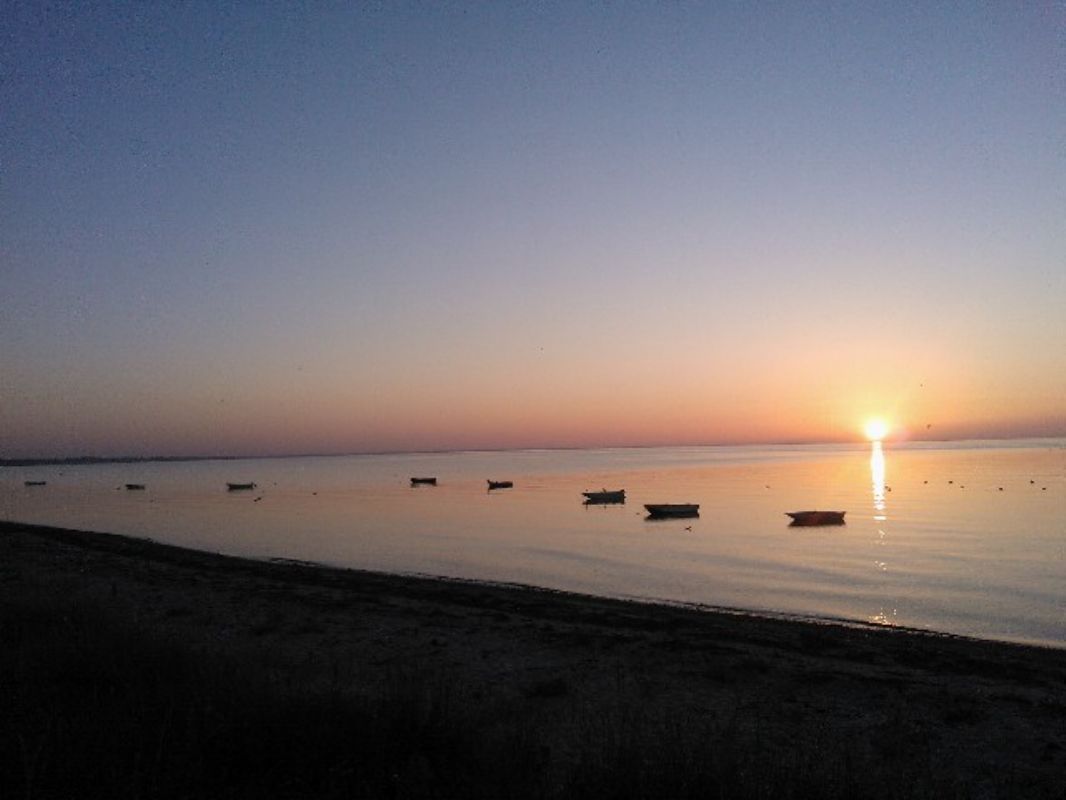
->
226;482;257;491
125;483;146;491
644;503;699;519
24;480;47;487
487;480;513;490
786;510;846;526
583;489;626;504
410;477;437;486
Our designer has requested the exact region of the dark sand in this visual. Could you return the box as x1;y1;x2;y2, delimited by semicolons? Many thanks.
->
2;520;1064;796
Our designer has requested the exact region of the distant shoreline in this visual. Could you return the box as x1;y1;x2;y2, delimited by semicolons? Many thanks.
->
3;433;1064;468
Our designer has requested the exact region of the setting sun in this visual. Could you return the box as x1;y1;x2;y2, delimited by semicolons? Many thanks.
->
864;418;889;441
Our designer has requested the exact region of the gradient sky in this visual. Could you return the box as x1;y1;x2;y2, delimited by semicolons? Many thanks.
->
2;2;1064;458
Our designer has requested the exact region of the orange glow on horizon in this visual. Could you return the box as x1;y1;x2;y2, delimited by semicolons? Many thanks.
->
864;418;890;441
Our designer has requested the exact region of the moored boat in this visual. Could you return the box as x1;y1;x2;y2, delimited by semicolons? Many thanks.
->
410;477;437;486
786;510;846;526
583;489;625;504
125;483;146;491
487;480;513;490
24;480;47;487
226;482;257;491
644;503;699;519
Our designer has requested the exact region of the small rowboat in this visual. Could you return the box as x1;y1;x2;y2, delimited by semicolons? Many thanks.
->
410;477;437;486
644;503;699;519
125;483;146;491
583;489;625;504
487;480;513;490
786;510;846;526
227;482;257;491
24;480;47;487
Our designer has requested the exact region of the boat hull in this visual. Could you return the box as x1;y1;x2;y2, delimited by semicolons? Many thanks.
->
226;482;257;491
786;510;846;526
583;489;625;504
410;477;437;486
644;503;699;519
487;480;514;490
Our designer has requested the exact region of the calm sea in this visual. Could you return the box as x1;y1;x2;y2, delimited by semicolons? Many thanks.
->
3;440;1064;647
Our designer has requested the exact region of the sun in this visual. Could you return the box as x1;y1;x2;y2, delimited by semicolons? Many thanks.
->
864;418;889;441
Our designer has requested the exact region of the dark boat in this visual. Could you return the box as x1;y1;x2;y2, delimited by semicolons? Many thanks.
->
487;480;514;490
583;489;626;504
24;480;47;487
125;483;146;491
410;477;437;486
786;510;846;526
227;482;257;491
644;503;699;519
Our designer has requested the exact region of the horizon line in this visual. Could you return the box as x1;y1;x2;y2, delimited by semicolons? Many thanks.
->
3;432;1065;467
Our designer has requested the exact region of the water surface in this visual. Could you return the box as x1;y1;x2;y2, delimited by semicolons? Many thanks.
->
3;440;1063;646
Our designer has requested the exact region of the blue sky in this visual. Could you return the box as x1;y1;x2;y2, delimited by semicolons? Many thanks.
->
2;2;1063;457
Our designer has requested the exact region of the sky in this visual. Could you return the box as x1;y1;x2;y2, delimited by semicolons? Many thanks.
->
2;1;1064;458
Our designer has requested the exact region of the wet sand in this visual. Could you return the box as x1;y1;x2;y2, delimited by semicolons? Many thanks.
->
2;520;1064;796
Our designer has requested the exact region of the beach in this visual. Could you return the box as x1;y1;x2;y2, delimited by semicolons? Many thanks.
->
2;519;1064;798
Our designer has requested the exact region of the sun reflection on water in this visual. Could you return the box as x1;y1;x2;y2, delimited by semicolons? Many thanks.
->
869;440;896;626
870;440;886;518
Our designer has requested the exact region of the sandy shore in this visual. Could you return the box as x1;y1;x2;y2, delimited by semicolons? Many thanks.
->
2;520;1064;796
